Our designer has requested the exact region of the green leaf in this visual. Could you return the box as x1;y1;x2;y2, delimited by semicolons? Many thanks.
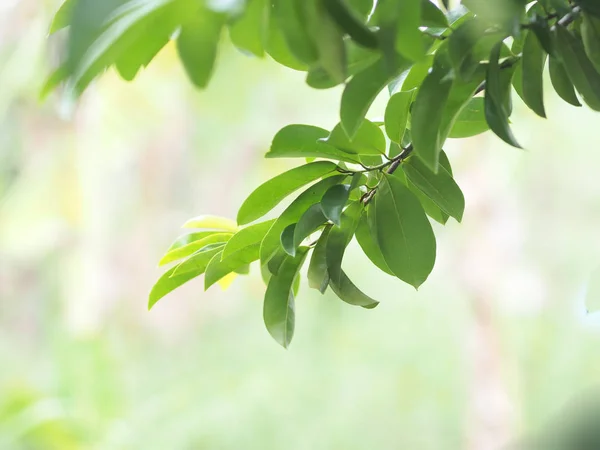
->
50;0;77;34
341;57;410;138
229;0;269;57
322;0;378;49
280;224;297;256
347;0;373;19
548;55;581;107
325;201;362;285
554;26;600;111
176;7;225;89
166;231;217;252
400;55;433;91
40;65;69;100
355;209;394;275
309;0;347;83
448;97;489;138
259;175;347;265
149;265;204;310
204;243;261;290
159;232;232;266
237;161;338;225
263;248;309;348
329;270;379;308
521;30;548;118
266;125;361;164
485;42;521;148
324;119;386;155
171;243;226;277
448;18;488;80
272;0;318;64
182;215;237;231
421;0;448;28
266;14;309;70
374;173;436;288
576;0;600;17
384;89;415;143
582;13;600;73
403;156;465;222
407;179;450;225
411;56;453;172
307;226;332;293
222;220;276;259
290;203;328;254
321;184;351;226
393;0;425;61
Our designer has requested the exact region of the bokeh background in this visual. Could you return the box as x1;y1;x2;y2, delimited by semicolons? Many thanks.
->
3;1;600;449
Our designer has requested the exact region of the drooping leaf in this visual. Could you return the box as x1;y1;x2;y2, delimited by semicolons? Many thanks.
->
554;26;600;111
321;184;351;226
384;89;415;143
237;161;338;225
403;156;465;222
229;0;269;57
393;0;425;61
263;248;309;348
266;14;308;70
355;209;394;276
307;225;332;293
325;201;362;286
259;175;347;265
448;18;488;81
548;55;581;107
521;30;548;118
448;97;489;138
40;65;69;100
485;42;522;148
204;243;261;290
177;7;225;88
324;119;386;155
222;220;276;259
159;232;232;266
329;270;379;308
267;125;361;164
374;173;436;288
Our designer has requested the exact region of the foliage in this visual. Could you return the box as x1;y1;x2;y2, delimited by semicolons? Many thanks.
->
47;0;600;347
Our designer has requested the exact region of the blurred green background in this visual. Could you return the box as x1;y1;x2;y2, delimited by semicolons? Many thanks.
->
3;1;600;449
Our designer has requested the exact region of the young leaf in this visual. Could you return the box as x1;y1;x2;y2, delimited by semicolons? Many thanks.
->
204;243;261;290
171;244;226;277
521;31;548;118
321;184;351;226
411;57;453;172
448;97;490;138
384;89;414;143
183;215;238;231
325;201;362;285
307;226;332;293
267;125;361;163
324;119;387;155
259;175;347;265
374;173;436;288
554;26;600;111
485;42;522;148
341;57;410;138
403;156;465;222
222;220;276;259
166;231;217;253
329;270;379;308
263;248;309;348
237;161;338;225
159;232;232;266
355;209;394;276
229;0;269;57
548;56;581;107
177;7;225;88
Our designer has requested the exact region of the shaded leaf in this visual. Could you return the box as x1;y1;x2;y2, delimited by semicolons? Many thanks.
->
521;30;548;118
321;184;351;226
307;225;332;293
326;201;362;285
549;55;581;107
355;209;394;275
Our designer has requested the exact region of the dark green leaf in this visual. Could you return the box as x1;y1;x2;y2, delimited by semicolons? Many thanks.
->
266;125;361;164
548;55;581;107
448;18;488;80
321;184;351;226
307;226;332;293
384;89;414;143
576;0;600;17
521;30;548;118
263;248;309;348
448;97;489;138
355;209;394;275
403;156;465;222
324;119;386;155
205;243;261;290
177;7;225;88
582;13;600;73
322;0;378;48
229;0;269;57
222;220;276;259
326;201;362;285
329;270;379;308
280;224;297;256
485;43;521;148
293;203;328;249
421;0;448;28
237;161;338;225
374;173;436;288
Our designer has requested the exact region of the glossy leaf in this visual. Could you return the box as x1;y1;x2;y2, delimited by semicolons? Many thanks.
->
521;30;548;118
384;89;415;143
548;56;581;107
280;224;297;256
263;248;309;348
321;184;351;226
448;97;489;138
329;270;379;308
374;173;436;288
237;161;338;225
222;220;276;259
324;119;387;155
307;226;332;293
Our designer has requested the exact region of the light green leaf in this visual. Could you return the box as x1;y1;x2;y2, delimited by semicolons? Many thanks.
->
222;220;276;259
321;184;351;226
237;161;338;225
448;97;489;138
177;7;225;88
384;89;415;143
266;125;361;164
183;215;238;231
149;265;204;310
204;243;261;290
166;231;217;252
374;173;436;288
266;14;309;70
263;248;309;348
50;0;77;34
272;0;318;65
548;55;581;107
403;156;465;222
260;175;347;265
394;0;424;61
307;226;332;293
309;0;347;83
171;243;226;277
521;30;548;118
324;119;387;155
159;232;232;266
229;0;269;57
326;201;362;285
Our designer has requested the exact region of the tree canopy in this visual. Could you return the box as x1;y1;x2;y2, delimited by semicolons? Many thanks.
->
47;0;600;347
